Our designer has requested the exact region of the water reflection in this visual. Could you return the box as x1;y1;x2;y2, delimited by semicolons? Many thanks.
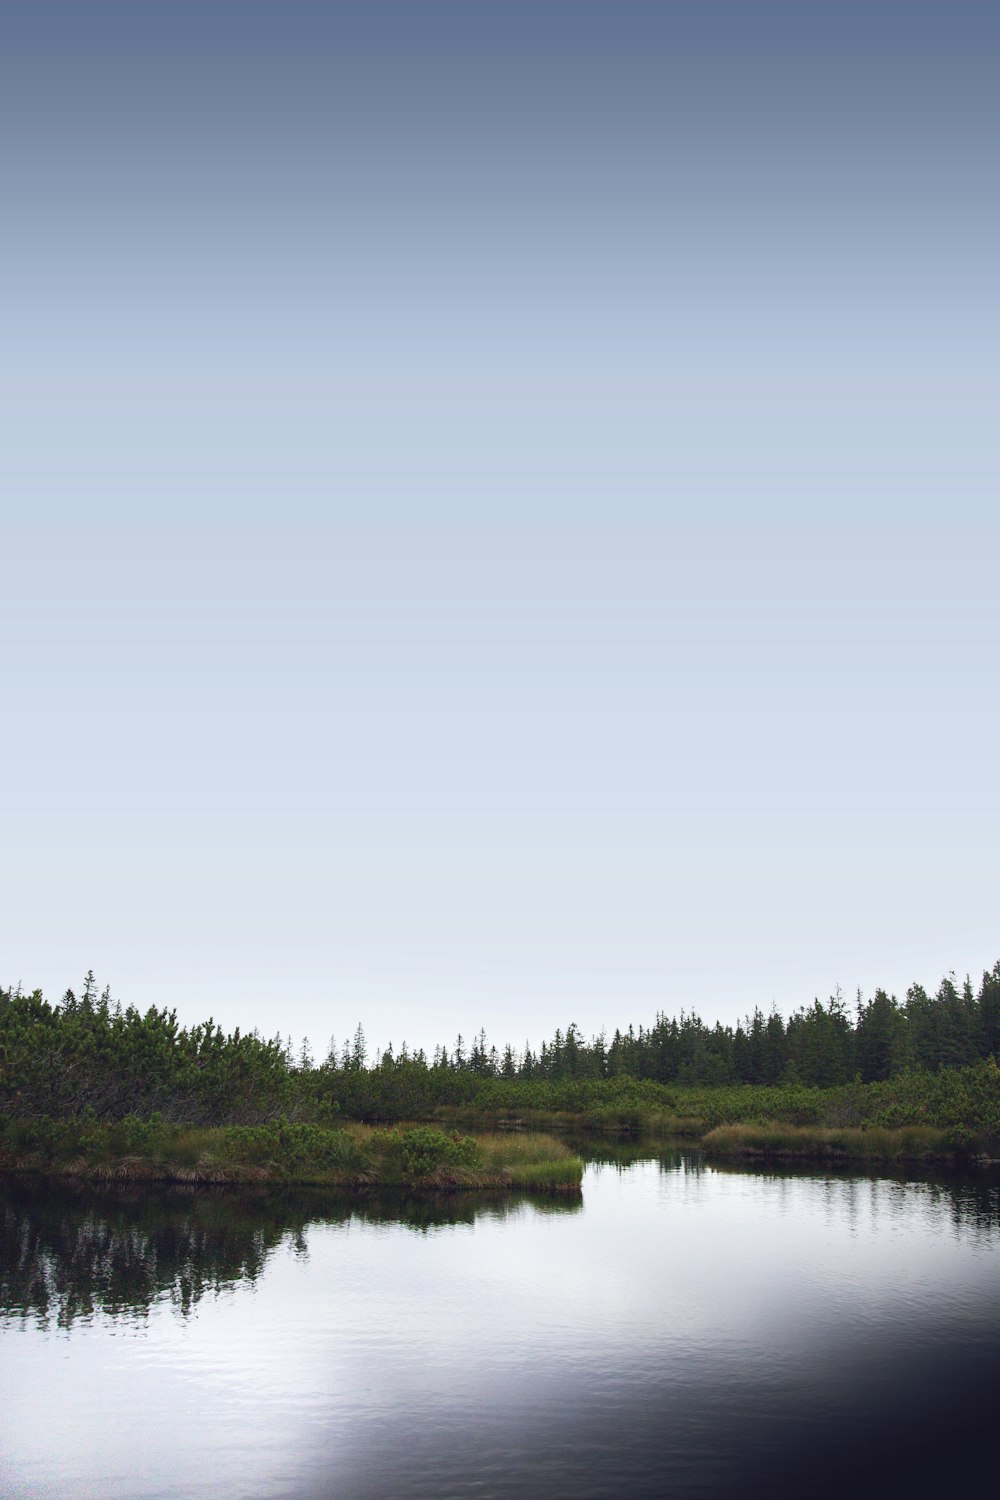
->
565;1134;703;1173
572;1137;1000;1240
704;1155;1000;1244
2;1162;999;1500
0;1178;581;1327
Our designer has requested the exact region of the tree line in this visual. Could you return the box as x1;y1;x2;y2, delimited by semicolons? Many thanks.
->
2;962;999;1124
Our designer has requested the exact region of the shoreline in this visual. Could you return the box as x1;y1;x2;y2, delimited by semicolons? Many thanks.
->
0;1121;584;1193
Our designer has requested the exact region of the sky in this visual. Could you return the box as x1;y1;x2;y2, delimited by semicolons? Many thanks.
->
2;2;998;1059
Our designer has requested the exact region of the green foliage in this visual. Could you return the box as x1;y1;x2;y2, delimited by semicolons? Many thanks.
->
220;1122;366;1177
3;962;1000;1152
0;981;291;1124
400;1127;481;1179
0;1115;581;1191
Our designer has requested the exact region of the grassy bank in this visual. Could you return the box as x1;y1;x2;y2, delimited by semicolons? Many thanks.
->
4;1060;998;1174
700;1122;982;1164
430;1061;1000;1154
0;1118;583;1192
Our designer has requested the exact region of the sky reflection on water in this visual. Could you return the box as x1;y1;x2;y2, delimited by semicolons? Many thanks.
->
1;1156;999;1499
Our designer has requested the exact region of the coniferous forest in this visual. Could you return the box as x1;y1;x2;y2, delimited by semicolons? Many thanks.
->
2;964;999;1145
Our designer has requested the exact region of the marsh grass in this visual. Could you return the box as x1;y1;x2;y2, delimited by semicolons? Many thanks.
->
505;1156;585;1188
472;1131;583;1189
701;1122;971;1163
477;1131;576;1167
0;1117;583;1192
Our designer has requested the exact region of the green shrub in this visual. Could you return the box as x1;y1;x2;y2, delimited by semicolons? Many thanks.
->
221;1121;365;1176
400;1127;481;1178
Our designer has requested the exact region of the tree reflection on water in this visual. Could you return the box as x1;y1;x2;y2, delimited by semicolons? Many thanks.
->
0;1178;580;1327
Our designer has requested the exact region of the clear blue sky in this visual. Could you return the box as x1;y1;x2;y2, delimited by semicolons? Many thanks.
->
2;3;998;1057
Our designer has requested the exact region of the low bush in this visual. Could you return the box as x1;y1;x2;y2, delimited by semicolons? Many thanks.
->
399;1127;481;1179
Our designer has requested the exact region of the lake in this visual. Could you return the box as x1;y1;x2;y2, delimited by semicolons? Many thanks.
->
2;1148;999;1499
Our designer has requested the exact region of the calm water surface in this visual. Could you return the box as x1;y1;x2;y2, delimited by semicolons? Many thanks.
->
2;1150;999;1499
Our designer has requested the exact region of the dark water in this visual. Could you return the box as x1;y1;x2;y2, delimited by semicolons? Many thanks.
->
2;1153;999;1499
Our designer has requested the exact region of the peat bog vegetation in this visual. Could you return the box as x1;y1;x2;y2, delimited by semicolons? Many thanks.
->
2;962;1000;1185
0;1118;583;1192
